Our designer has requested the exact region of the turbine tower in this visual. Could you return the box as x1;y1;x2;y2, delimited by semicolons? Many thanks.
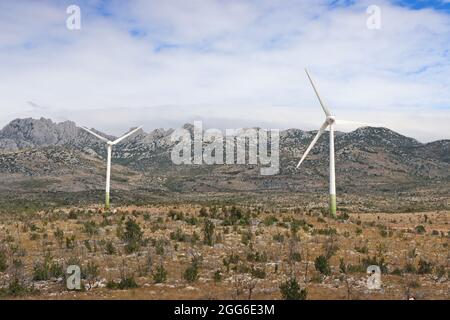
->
81;126;142;209
296;69;374;217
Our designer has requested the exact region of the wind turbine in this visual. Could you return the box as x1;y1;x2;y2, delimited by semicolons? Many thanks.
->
81;126;142;209
296;69;375;217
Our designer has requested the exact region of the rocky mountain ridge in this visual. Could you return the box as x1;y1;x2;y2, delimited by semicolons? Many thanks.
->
0;118;449;205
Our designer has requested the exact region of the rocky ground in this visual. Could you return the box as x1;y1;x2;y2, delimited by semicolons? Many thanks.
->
0;204;448;300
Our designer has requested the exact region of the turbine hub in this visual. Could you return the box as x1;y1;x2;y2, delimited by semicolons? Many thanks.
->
327;116;336;124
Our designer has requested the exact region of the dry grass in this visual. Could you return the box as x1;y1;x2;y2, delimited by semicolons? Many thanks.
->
0;205;448;300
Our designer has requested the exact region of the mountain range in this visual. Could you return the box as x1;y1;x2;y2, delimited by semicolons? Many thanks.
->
0;117;449;212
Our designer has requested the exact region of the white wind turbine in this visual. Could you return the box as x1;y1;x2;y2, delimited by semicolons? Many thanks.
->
81;126;142;209
297;69;376;217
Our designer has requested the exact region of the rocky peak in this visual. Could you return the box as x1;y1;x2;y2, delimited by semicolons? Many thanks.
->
338;126;422;150
0;117;78;151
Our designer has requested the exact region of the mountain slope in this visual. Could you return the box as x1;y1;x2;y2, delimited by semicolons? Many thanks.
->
0;118;449;199
0;145;141;193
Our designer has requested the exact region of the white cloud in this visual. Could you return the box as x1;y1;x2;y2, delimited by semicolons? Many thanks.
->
0;0;449;142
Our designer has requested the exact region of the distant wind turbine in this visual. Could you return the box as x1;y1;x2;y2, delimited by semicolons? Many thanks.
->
297;69;377;217
81;126;142;209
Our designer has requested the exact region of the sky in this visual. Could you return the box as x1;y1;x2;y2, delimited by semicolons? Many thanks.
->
0;0;449;142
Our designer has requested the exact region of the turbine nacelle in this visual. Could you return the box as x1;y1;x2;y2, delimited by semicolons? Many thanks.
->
326;116;336;125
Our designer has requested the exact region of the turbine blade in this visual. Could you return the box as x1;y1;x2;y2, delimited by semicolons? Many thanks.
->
111;126;142;145
305;68;331;117
80;126;110;143
296;121;329;168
